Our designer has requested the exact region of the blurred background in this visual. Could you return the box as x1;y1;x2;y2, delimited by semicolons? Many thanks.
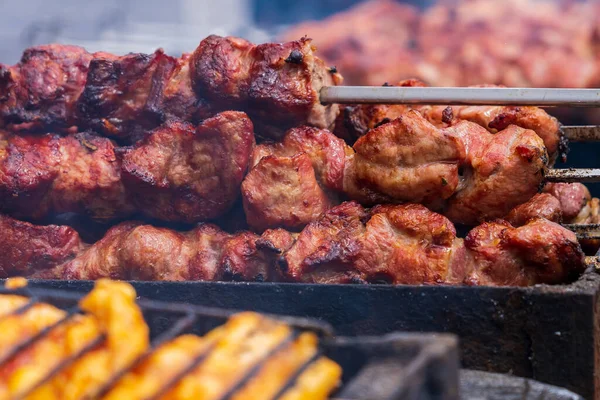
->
1;0;599;193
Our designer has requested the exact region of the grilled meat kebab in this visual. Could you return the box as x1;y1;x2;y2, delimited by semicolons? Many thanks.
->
333;80;563;160
0;111;254;223
0;36;342;141
244;110;547;228
0;201;584;287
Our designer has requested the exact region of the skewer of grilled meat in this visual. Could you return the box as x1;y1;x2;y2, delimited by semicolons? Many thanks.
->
0;200;584;287
0;36;342;141
243;110;547;228
333;80;564;161
0;111;254;223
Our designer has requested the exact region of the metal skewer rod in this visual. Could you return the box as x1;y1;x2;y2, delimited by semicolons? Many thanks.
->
546;169;600;183
320;86;600;106
562;126;600;142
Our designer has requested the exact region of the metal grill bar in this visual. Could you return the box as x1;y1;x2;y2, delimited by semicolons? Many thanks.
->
144;342;219;400
320;86;600;106
0;306;80;366
13;333;106;400
0;297;38;321
219;330;301;400
545;169;600;183
271;352;322;400
90;310;199;399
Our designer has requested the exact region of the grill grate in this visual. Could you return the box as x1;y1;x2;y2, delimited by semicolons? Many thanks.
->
0;285;459;400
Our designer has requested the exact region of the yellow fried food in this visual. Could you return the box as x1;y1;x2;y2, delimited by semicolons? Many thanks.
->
163;312;341;400
27;279;149;400
0;295;30;318
0;304;65;361
278;358;342;400
103;335;211;400
0;314;99;400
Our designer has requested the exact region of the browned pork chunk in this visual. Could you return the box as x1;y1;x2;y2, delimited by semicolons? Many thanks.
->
190;35;342;139
0;215;83;277
0;111;255;223
465;218;585;286
1;37;342;141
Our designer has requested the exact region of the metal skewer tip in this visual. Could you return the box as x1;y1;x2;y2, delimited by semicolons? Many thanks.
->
320;86;600;106
546;169;600;183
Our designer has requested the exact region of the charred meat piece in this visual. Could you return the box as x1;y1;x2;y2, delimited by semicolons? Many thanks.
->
1;37;342;141
505;193;563;226
0;111;254;224
122;111;255;223
242;154;335;232
2;200;586;286
0;130;131;221
351;110;463;205
335;80;563;161
0;214;83;277
543;183;591;222
280;201;367;284
243;126;347;231
444;123;547;225
465;218;585;286
0;45;93;131
191;35;342;140
355;204;471;285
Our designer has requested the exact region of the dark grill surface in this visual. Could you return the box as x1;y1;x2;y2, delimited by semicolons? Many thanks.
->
0;285;460;400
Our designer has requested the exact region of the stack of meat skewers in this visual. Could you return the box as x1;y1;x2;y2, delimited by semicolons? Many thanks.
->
0;35;595;287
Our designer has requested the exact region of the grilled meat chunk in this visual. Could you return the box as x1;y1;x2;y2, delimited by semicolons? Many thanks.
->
543;183;591;222
0;45;93;131
0;130;131;221
0;214;83;277
505;193;563;226
336;80;563;160
281;201;368;284
465;218;585;286
242;154;335;232
0;111;254;223
1;199;586;287
1;37;342;141
122;112;254;222
351;110;463;205
243;126;347;231
444;123;547;225
191;35;342;139
355;204;470;284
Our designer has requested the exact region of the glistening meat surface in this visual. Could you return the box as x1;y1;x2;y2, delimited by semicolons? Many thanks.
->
243;110;548;229
0;36;342;141
0;111;254;223
0;201;585;287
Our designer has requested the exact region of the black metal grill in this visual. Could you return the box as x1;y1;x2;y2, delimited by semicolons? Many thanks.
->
0;285;459;400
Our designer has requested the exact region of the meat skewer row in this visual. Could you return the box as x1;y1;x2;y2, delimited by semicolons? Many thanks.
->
0;201;585;287
0;105;551;227
243;109;549;229
0;36;342;141
332;80;565;162
0;111;254;223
